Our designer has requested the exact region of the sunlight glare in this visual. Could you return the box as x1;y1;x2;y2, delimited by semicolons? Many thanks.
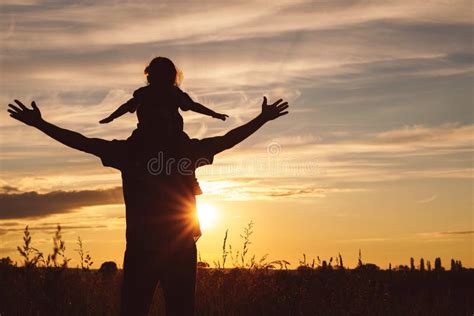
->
197;202;218;230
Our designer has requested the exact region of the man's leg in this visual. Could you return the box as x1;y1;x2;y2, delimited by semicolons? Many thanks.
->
120;247;160;316
160;241;197;316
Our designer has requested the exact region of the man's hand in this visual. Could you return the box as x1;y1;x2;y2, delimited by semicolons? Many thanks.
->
260;96;289;121
207;96;290;155
212;113;229;121
99;116;114;124
8;100;43;127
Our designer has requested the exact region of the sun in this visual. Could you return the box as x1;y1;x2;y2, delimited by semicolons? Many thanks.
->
197;202;218;230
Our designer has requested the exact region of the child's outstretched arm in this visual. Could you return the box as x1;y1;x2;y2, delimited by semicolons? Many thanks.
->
188;101;229;121
99;98;137;124
180;92;228;121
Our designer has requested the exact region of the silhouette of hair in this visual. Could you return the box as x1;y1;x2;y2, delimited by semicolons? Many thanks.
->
144;57;183;87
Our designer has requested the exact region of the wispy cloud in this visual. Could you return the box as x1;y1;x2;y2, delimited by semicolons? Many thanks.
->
0;185;20;193
336;237;388;243
0;223;107;234
417;230;474;238
198;179;368;201
373;123;474;147
439;230;474;235
208;123;474;184
2;1;471;50
417;195;437;204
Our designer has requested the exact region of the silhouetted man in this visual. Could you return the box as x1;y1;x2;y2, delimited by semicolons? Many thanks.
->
7;97;288;315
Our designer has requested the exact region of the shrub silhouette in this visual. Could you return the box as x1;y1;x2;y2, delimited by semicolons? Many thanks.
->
0;257;15;267
450;259;463;271
420;258;425;271
435;257;443;271
197;261;210;269
99;261;118;276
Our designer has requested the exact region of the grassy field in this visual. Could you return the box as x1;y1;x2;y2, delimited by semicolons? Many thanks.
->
1;225;473;315
1;264;473;315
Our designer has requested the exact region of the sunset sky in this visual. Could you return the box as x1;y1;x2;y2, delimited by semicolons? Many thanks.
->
1;0;472;268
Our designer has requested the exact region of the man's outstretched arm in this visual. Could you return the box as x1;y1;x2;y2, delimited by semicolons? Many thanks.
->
209;97;289;155
8;100;106;156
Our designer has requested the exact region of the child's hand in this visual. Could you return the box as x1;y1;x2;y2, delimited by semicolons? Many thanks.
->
99;117;114;124
213;113;229;121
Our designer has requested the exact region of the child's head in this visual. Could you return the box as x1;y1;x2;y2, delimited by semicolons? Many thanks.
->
144;57;183;87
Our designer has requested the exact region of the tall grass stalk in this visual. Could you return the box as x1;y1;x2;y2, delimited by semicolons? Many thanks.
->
16;226;43;268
